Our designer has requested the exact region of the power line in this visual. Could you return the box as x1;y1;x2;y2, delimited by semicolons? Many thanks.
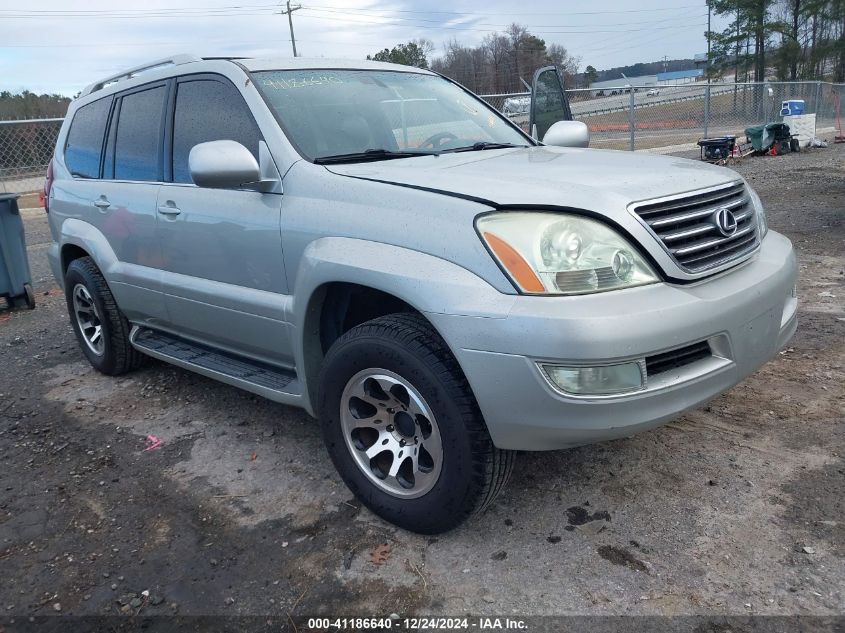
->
297;5;706;30
0;3;280;15
0;10;280;19
295;10;707;35
0;2;711;18
301;3;704;16
0;39;289;49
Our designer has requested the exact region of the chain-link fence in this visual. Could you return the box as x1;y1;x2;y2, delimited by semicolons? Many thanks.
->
0;118;63;195
1;82;843;194
481;81;844;151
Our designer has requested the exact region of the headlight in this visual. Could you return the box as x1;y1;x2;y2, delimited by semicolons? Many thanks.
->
748;185;768;238
477;212;658;295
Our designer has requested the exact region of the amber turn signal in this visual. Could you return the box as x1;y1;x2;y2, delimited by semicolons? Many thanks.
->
483;232;545;293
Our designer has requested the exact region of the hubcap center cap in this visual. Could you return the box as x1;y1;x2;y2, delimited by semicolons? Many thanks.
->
393;411;416;438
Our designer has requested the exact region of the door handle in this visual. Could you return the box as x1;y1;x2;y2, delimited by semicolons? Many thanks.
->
92;197;111;210
157;204;181;217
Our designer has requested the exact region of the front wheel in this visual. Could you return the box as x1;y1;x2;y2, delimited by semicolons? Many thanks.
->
318;313;515;534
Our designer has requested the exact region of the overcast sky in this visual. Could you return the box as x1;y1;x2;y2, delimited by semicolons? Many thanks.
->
0;0;725;96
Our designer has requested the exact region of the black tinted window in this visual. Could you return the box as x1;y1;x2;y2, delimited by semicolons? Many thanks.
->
114;86;165;181
65;98;110;178
172;79;261;184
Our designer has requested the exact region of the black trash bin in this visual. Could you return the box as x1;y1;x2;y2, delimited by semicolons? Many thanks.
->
0;193;35;310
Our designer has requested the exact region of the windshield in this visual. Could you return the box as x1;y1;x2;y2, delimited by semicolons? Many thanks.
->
252;69;532;162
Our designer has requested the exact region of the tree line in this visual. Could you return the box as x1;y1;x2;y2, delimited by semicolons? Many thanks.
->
368;25;581;94
0;91;71;120
710;0;845;81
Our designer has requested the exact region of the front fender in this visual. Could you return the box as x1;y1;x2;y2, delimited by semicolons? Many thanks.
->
293;237;512;320
290;237;514;414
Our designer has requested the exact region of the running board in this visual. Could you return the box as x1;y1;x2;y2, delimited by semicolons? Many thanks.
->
130;326;303;406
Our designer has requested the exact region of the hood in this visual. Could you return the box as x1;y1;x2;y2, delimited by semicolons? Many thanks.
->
325;145;741;211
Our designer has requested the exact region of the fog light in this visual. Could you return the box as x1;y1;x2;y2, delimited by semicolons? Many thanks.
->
542;361;645;396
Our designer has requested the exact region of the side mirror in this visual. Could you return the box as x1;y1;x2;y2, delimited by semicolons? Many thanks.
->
542;120;590;148
189;140;261;189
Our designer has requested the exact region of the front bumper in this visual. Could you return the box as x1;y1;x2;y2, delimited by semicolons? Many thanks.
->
425;231;798;450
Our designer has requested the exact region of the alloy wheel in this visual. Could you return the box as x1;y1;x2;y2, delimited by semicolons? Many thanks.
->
340;368;443;498
72;283;105;356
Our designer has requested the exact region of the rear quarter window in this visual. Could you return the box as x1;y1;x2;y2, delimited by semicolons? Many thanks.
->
64;97;111;178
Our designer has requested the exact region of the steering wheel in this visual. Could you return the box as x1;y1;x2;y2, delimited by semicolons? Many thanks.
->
419;131;459;151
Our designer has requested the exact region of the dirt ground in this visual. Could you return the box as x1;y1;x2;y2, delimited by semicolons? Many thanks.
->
0;144;843;626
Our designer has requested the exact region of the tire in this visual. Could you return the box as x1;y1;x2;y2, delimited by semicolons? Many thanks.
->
64;256;143;375
318;313;515;534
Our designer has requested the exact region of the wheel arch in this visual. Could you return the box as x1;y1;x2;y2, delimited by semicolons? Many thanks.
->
292;237;508;415
300;281;444;417
61;243;91;275
58;219;119;278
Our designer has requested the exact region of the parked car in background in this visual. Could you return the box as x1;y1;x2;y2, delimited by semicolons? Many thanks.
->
502;95;530;115
45;56;797;534
647;88;660;96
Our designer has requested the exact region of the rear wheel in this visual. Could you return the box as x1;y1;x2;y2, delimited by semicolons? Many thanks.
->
64;257;143;375
318;313;515;534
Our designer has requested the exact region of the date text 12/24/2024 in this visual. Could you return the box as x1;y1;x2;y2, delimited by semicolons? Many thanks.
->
306;617;529;630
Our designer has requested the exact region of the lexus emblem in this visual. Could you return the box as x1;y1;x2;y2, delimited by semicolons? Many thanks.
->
713;206;738;237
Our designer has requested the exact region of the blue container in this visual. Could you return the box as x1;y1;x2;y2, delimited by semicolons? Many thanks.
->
780;99;805;116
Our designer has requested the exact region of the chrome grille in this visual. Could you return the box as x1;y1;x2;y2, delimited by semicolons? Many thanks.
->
629;181;759;274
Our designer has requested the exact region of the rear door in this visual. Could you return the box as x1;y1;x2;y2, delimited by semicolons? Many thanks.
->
155;74;290;366
529;65;573;141
62;82;169;324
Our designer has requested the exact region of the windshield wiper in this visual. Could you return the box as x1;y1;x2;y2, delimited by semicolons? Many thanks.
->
441;142;527;153
314;148;439;164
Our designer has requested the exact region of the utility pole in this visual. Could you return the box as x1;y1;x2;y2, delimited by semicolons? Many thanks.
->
704;0;712;137
280;0;302;57
706;0;711;81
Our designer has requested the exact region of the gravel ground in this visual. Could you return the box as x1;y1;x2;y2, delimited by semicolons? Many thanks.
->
0;144;843;624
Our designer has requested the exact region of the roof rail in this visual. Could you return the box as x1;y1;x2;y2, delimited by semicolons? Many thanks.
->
80;54;202;97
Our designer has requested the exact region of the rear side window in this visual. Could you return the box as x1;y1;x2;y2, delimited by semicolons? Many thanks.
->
64;98;111;178
114;85;166;182
172;79;261;184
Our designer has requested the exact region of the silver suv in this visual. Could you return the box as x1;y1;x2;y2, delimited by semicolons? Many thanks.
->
45;55;797;533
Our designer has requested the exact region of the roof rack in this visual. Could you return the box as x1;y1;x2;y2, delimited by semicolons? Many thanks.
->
80;54;201;97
